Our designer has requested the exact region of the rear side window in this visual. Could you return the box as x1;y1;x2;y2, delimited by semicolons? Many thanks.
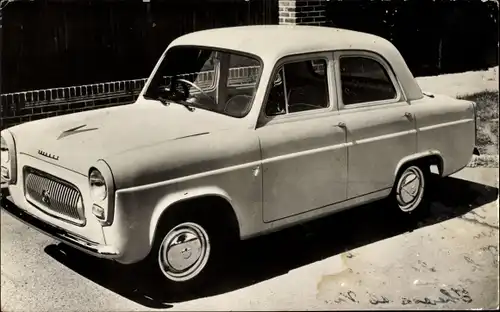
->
339;56;397;105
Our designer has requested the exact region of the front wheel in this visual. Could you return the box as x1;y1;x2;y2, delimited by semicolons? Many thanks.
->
157;222;211;283
142;217;229;295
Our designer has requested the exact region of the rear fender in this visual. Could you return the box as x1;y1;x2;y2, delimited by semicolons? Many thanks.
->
393;150;444;182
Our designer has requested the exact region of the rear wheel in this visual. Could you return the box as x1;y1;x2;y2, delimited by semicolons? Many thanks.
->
390;163;431;219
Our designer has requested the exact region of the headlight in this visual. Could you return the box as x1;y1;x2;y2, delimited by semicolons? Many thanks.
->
1;136;10;163
89;161;115;226
89;168;107;201
1;132;17;184
1;136;9;180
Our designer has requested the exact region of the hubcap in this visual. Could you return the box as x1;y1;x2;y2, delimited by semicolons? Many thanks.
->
396;166;425;212
158;222;211;282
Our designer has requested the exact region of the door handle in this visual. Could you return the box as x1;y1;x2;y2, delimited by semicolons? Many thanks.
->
337;121;346;128
404;112;413;119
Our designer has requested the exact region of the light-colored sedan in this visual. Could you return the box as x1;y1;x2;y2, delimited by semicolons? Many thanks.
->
1;25;479;293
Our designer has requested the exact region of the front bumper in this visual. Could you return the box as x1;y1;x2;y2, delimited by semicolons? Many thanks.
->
1;193;120;260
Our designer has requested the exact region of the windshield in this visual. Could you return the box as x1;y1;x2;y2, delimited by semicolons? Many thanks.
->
143;46;262;118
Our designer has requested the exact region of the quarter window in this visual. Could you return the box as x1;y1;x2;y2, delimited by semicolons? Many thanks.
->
265;58;329;116
339;56;397;105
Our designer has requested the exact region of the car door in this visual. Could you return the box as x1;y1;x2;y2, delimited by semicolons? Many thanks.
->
333;51;418;199
256;54;348;223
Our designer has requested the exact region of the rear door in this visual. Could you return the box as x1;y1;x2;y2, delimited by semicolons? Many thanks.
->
333;51;418;199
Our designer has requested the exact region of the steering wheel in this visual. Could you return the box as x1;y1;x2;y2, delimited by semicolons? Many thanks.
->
224;94;253;117
177;78;214;102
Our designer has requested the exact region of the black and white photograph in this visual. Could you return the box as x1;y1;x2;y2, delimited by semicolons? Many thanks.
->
0;0;498;310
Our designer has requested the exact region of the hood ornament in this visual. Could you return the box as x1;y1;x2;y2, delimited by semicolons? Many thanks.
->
57;124;98;140
38;150;59;161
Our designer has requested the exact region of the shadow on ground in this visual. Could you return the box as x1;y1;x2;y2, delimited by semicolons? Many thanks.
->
44;175;498;309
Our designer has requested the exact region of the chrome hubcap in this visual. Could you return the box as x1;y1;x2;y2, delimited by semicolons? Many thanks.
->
158;222;210;282
396;166;425;212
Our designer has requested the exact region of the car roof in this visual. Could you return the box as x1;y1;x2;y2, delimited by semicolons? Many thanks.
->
168;25;423;102
170;25;392;60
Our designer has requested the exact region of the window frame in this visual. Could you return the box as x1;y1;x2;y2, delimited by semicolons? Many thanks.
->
334;50;405;110
260;52;336;123
195;50;219;93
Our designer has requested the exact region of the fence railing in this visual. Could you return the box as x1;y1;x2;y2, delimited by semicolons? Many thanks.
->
1;65;262;113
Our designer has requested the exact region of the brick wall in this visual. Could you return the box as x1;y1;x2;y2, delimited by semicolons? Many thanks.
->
0;79;146;130
279;0;327;26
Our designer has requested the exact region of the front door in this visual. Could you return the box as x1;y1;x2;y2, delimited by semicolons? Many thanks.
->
257;55;348;223
333;51;418;199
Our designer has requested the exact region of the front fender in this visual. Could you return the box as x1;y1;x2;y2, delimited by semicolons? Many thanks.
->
106;179;254;264
148;186;241;244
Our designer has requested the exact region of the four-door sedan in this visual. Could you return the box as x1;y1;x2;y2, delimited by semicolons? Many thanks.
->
1;25;479;293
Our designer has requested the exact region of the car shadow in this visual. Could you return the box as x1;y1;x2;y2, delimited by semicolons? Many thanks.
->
44;175;499;309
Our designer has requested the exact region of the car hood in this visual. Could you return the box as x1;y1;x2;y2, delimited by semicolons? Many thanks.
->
9;100;242;174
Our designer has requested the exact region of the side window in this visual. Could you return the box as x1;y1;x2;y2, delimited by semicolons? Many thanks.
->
265;58;329;116
339;56;397;105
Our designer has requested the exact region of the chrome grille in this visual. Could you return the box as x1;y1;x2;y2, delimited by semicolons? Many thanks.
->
24;167;85;225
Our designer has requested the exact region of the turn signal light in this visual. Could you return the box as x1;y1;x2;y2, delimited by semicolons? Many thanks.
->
92;204;105;220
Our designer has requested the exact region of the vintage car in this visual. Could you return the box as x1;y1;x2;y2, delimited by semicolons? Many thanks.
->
1;25;479;292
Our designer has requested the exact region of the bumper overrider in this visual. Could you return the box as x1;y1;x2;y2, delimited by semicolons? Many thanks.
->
1;193;120;259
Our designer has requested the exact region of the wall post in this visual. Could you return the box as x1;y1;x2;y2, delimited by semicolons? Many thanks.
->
278;0;327;26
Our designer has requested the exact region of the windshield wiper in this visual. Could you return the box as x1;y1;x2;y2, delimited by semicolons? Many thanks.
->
143;95;195;112
172;100;196;112
143;95;170;106
157;96;171;106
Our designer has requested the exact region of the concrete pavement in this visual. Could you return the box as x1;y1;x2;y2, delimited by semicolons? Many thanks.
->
1;168;499;311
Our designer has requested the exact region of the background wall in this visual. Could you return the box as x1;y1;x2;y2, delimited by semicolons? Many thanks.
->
0;0;498;130
324;0;498;77
1;0;278;93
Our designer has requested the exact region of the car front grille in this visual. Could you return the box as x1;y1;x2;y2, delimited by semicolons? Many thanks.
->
24;167;85;226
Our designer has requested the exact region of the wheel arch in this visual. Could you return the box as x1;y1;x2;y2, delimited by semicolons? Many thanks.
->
393;150;444;182
149;187;242;246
